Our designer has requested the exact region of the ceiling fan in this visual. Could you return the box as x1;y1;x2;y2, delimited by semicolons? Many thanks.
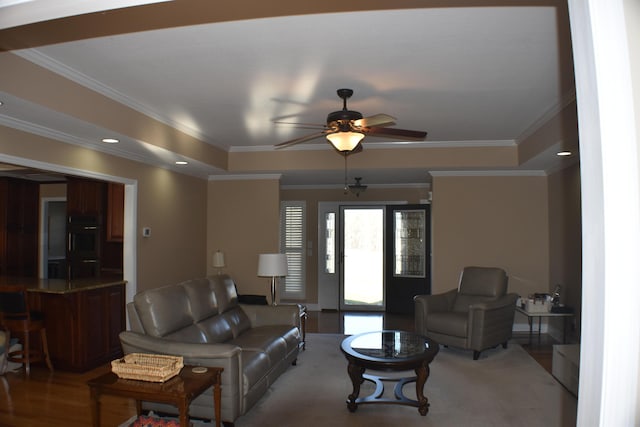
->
274;89;428;154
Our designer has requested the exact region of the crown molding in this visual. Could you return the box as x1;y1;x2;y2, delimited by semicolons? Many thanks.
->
14;49;221;147
208;173;282;181
0;114;211;179
230;139;517;153
517;89;577;144
429;169;547;177
280;182;430;190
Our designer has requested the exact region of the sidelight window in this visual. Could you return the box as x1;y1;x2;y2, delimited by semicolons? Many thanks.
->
280;201;306;299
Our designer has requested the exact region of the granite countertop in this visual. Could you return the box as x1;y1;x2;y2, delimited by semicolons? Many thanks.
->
0;276;126;294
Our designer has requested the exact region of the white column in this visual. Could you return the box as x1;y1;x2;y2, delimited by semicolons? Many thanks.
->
568;0;640;425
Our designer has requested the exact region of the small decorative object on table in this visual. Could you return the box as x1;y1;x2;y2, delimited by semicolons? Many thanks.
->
130;413;180;427
111;353;184;382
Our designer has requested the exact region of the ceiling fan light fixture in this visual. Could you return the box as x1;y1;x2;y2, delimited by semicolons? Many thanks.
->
326;131;365;152
348;177;368;197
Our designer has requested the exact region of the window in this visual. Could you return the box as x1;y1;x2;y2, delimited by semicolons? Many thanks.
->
280;201;306;299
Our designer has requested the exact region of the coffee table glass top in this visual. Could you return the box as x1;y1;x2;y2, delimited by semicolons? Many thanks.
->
341;330;436;363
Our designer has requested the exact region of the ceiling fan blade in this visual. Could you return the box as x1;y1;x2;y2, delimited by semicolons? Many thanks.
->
273;120;327;130
353;114;396;128
364;126;427;140
275;130;330;149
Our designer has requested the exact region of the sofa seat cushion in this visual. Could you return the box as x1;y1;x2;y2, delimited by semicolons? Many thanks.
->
427;312;468;338
249;325;300;353
241;350;270;394
230;331;286;365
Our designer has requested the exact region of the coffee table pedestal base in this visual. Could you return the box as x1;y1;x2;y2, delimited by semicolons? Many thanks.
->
346;361;430;416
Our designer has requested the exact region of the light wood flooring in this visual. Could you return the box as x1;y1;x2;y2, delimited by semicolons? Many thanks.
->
0;311;556;427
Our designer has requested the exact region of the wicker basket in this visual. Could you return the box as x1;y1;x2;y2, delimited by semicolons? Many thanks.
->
111;353;184;382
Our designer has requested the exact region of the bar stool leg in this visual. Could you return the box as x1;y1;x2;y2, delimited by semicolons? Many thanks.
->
24;330;31;375
40;328;53;371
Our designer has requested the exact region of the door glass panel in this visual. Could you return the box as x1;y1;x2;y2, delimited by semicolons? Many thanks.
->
393;210;426;277
325;212;336;274
342;207;384;309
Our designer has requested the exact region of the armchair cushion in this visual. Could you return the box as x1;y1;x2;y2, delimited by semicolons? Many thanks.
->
426;312;468;338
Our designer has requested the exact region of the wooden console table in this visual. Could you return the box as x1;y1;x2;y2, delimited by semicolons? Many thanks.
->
87;365;223;427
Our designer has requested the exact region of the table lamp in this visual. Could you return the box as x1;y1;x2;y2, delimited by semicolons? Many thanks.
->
257;253;288;305
212;250;225;275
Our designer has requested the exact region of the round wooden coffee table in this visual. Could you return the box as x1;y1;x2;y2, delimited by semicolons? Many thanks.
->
340;330;439;415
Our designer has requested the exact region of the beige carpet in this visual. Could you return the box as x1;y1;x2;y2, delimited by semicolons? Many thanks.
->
234;333;577;427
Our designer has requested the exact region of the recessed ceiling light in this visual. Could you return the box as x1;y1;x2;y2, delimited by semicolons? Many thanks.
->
557;150;572;156
102;138;119;144
0;100;4;106
175;161;188;165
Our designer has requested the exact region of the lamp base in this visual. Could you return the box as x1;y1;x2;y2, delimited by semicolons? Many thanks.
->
270;277;278;306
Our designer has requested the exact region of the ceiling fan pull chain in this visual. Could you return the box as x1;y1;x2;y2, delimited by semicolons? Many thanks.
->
343;154;349;194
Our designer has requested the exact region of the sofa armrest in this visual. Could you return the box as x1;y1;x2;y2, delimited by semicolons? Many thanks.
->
119;331;244;421
240;304;301;329
119;331;241;360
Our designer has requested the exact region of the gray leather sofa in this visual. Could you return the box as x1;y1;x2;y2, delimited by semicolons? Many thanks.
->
119;274;301;425
414;266;518;360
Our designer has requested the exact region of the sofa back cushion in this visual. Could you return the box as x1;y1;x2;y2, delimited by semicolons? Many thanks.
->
221;306;252;337
197;316;234;343
209;275;240;313
134;284;193;337
182;278;219;321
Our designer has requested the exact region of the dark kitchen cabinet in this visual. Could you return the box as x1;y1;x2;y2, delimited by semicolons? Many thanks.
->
0;178;39;276
66;177;106;216
106;183;124;242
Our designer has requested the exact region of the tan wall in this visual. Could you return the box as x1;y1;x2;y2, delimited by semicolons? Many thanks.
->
0;125;208;293
430;174;550;299
39;183;66;198
548;163;582;335
207;178;281;295
280;185;429;304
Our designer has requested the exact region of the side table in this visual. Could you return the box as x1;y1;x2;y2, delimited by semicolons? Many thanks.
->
515;306;574;344
87;365;223;427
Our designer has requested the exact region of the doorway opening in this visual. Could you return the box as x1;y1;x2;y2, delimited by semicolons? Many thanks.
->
340;206;385;311
40;198;67;279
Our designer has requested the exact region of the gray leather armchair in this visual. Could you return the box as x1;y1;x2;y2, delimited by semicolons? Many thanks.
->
414;266;518;360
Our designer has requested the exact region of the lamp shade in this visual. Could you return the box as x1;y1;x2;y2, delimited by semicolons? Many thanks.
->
212;250;225;268
326;131;364;152
257;253;288;277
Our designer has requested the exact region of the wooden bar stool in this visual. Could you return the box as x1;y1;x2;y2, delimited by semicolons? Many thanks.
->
0;285;53;375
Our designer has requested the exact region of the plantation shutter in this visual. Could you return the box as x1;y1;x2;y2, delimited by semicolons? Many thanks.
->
280;201;306;299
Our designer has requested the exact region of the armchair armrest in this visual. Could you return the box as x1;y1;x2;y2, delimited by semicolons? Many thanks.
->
415;288;458;313
469;293;519;312
240;304;301;329
467;293;519;349
414;288;458;336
